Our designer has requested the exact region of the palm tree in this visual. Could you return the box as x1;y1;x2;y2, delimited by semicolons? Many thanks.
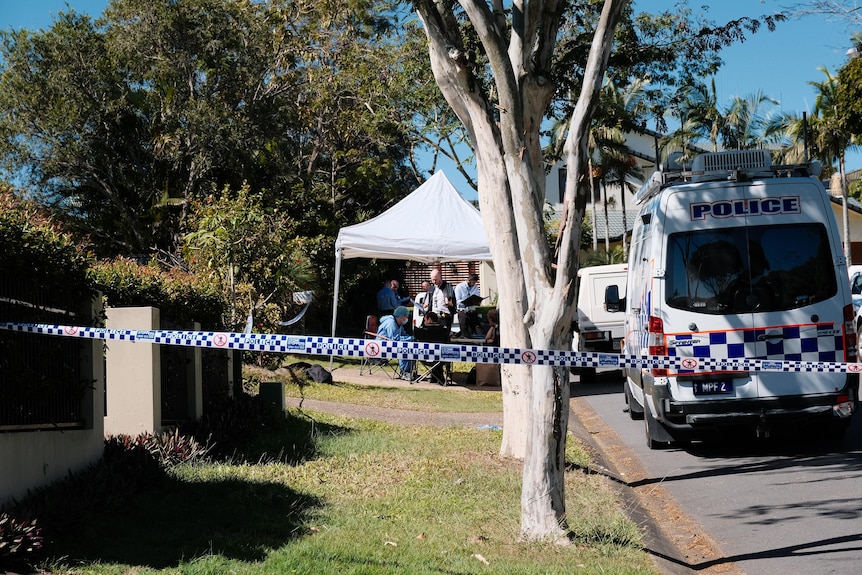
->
588;78;649;256
594;131;643;255
810;67;854;262
668;81;779;154
769;67;856;262
722;90;780;150
674;78;724;154
546;77;648;259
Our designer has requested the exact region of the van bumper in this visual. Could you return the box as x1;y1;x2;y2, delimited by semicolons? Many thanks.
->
652;375;859;431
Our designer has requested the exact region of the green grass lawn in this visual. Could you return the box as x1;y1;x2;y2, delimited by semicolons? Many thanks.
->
39;364;658;575
246;362;504;413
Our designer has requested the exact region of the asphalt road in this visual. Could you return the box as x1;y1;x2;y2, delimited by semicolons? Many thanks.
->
573;371;862;575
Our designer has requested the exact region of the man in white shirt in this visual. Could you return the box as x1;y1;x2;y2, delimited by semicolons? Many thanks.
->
429;269;455;328
414;280;431;315
455;273;482;337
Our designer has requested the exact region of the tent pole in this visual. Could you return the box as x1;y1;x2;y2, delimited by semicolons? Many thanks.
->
330;249;342;369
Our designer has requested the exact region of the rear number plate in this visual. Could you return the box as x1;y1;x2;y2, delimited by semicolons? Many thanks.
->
693;381;734;395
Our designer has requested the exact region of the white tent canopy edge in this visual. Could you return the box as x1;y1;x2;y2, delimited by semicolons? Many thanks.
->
331;171;492;337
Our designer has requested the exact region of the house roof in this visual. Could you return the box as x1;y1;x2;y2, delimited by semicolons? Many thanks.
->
590;209;639;242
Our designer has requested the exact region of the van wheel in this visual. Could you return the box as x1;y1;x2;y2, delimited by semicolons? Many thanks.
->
624;382;644;420
578;367;597;383
644;407;672;450
821;420;849;444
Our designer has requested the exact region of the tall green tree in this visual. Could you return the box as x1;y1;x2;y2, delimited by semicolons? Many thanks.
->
810;67;854;262
0;0;422;331
0;11;166;254
838;47;862;139
774;67;856;263
0;0;416;261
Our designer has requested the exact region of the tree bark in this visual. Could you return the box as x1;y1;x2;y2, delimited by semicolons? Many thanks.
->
413;0;630;541
841;153;851;264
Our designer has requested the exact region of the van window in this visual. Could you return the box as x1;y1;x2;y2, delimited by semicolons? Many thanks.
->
665;223;836;314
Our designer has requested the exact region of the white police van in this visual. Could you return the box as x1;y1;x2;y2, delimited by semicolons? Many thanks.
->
622;149;859;448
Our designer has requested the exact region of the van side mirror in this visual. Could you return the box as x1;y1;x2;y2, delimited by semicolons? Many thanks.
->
604;285;625;312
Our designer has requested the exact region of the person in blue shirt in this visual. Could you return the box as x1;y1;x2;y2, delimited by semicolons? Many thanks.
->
376;306;414;379
376;279;409;316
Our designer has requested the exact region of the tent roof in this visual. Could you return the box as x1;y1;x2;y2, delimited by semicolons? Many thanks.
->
335;171;492;263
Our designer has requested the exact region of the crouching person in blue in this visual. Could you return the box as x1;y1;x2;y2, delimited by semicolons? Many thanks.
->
377;306;414;380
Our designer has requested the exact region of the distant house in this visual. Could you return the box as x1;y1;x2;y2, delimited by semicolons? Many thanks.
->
826;171;862;264
543;128;699;257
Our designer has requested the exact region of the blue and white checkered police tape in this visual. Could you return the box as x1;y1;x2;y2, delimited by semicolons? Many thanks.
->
3;321;862;374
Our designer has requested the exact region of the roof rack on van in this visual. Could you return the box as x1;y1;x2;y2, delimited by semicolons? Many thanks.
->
634;149;823;205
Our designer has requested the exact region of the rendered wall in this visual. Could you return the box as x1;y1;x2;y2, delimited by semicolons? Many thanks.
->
103;307;162;437
0;299;105;507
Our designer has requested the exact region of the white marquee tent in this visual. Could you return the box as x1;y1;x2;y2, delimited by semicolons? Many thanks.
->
331;171;492;336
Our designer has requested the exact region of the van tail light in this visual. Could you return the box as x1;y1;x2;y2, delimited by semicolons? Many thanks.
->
648;315;667;377
844;304;857;363
835;392;855;418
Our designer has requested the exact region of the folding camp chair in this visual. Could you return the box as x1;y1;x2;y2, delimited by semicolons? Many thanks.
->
412;324;452;385
359;315;399;378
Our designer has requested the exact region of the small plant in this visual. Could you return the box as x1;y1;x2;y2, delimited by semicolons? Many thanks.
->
0;512;43;572
104;430;212;469
185;391;287;460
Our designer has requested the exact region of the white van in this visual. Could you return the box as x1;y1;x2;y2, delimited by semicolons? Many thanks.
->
623;149;859;448
572;263;627;381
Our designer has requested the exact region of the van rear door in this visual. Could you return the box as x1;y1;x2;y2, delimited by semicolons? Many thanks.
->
661;180;847;400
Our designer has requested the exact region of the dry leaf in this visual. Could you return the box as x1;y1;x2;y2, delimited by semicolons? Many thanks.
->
309;526;320;532
416;533;426;540
467;535;487;544
473;553;490;565
384;541;398;547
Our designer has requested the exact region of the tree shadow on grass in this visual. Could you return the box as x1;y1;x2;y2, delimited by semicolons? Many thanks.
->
36;409;352;570
190;392;354;464
50;475;320;569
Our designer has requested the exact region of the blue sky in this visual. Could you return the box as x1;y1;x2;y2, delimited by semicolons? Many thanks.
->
2;0;860;198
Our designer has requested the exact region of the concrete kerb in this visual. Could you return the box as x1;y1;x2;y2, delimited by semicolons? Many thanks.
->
568;393;743;575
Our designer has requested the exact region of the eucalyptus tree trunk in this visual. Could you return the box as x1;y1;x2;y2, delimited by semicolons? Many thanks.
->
413;0;629;542
602;181;611;253
590;161;599;251
621;190;628;257
840;153;852;263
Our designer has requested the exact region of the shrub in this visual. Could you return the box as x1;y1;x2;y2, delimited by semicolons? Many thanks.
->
0;513;43;572
89;257;228;329
184;391;287;461
0;188;96;304
104;430;212;470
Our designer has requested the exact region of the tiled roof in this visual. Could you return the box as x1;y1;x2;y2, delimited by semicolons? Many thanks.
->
589;209;639;241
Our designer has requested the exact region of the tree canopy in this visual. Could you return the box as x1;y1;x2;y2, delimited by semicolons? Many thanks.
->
0;0;417;259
